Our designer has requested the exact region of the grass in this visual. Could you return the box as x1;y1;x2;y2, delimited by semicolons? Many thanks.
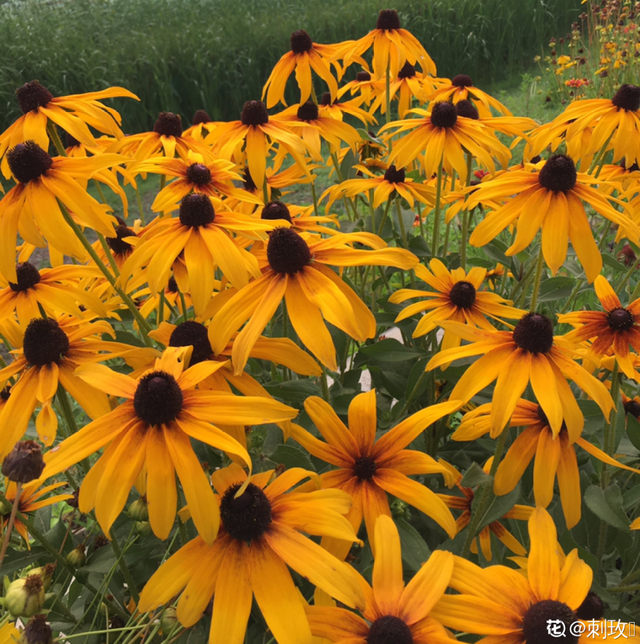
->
0;0;581;133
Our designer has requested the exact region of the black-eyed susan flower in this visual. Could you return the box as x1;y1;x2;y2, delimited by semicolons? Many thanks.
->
257;201;340;236
289;391;461;557
318;92;376;124
205;100;309;191
209;227;418;373
558;275;640;379
0;262;107;326
0;316;131;452
0;141;124;282
323;164;435;210
2;478;71;543
454;399;639;528
381;102;511;179
467;154;640;282
0;81;137;177
335;9;436;79
431;507;640;644
389;258;524;348
427;312;614;436
306;515;457;644
183;109;215;142
528;83;640;166
262;30;340;108
438;464;533;560
424;74;512;118
112;111;205;160
40;347;297;542
337;69;382;107
131;149;259;209
138;464;365;644
119;194;275;314
273;100;362;159
93;216;141;271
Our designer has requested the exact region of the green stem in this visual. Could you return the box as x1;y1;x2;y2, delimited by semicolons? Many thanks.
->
97;232;120;277
0;482;21;569
262;175;270;207
529;244;545;312
321;368;330;403
310;178;320;218
134;184;146;225
442;221;451;258
377;198;393;236
47;122;68;156
602;360;620;487
395;197;408;248
431;160;444;257
109;528;140;603
57;201;153;343
461;428;510;557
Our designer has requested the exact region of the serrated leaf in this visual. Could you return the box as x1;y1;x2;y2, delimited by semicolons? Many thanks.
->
584;485;629;531
460;462;491;488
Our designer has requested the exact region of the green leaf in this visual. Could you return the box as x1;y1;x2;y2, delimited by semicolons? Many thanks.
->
483;240;509;266
269;445;314;470
478;484;522;531
584;485;630;531
626;413;640;451
357;339;424;363
460;462;491;488
538;276;574;302
603;254;627;273
263;380;322;404
0;548;42;575
396;518;431;572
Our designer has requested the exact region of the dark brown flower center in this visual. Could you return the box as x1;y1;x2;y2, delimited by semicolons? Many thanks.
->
456;99;479;119
9;262;41;292
290;29;313;54
2;440;45;484
513;313;554;354
22;614;52;644
153;112;183;138
384;164;405;183
192;109;211;125
297;100;319;121
611;84;640;111
576;591;605;620
607;307;634;331
449;281;476;308
536;405;567;434
179;194;215;227
167;277;179;293
133;371;183;426
106;223;136;256
65;132;80;148
376;9;401;30
23;318;70;366
220;482;272;541
430;102;458;129
353;455;377;480
261;201;292;223
241;100;269;126
538;155;577;193
7;141;53;184
0;386;10;403
367;615;413;644
243;168;257;191
186;163;212;185
452;74;473;88
266;227;311;274
16;81;53;114
522;600;578;644
624;399;640;418
357;71;372;82
320;92;333;106
169;320;212;365
397;61;416;79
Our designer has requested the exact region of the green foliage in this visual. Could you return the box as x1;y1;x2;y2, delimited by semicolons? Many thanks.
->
0;0;581;133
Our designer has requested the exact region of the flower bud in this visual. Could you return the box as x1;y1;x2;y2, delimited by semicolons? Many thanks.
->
134;521;151;537
5;574;45;617
66;545;86;568
21;615;52;644
128;498;149;522
161;608;178;635
27;564;55;591
2;441;44;483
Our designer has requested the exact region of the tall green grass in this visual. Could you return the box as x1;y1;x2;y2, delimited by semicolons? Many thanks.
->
0;0;580;133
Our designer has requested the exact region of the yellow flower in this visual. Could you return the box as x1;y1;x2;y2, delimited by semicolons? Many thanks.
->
289;390;461;557
306;515;457;644
138;464;365;644
40;347;297;542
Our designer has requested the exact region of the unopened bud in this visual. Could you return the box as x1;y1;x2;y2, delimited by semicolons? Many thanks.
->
66;545;86;568
2;441;44;483
161;608;178;634
5;574;45;617
128;498;149;522
135;521;151;537
28;564;55;591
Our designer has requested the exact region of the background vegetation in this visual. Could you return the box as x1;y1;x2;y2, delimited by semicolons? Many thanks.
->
0;0;581;133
